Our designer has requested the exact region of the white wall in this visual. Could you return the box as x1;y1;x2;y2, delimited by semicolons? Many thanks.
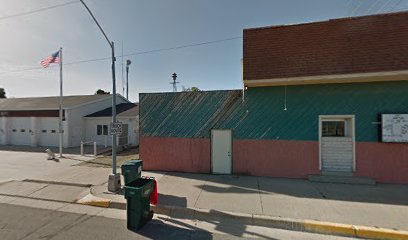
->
65;95;128;147
84;116;138;147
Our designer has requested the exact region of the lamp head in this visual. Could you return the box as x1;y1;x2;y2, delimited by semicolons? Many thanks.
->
126;59;131;66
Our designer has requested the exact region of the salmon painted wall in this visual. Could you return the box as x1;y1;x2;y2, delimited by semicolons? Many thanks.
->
140;136;210;173
355;142;408;184
233;139;319;178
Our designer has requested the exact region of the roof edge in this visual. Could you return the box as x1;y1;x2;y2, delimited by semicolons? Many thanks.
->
243;10;408;32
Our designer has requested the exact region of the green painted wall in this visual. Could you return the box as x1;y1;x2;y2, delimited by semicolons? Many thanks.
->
140;81;408;142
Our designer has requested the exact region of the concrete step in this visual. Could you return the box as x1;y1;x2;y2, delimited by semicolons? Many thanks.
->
322;171;354;177
308;175;376;185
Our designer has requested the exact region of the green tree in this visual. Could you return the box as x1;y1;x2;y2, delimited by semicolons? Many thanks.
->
183;86;200;92
190;87;200;92
0;88;6;98
95;89;110;95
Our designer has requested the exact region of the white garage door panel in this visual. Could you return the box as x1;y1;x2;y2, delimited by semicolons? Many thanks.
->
38;118;59;147
9;118;31;146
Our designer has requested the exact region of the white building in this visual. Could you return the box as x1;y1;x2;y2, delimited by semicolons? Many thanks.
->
84;103;139;147
0;94;138;147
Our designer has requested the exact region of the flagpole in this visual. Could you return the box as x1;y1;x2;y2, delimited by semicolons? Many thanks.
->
59;47;63;158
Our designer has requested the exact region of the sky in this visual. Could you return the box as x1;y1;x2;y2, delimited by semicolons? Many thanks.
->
0;0;407;102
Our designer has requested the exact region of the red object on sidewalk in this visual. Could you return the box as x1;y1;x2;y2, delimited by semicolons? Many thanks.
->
150;179;158;205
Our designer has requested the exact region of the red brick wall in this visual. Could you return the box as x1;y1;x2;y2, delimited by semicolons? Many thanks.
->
244;12;408;80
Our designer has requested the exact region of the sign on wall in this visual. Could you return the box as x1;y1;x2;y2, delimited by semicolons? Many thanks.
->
382;114;408;143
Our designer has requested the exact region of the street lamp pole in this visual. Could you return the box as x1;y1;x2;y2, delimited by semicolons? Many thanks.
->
126;60;131;100
80;0;120;192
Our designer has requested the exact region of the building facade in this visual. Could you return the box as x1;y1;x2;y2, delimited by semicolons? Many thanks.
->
0;94;138;148
139;12;408;184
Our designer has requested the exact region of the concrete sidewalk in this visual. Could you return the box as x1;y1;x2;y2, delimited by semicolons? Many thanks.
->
93;172;408;232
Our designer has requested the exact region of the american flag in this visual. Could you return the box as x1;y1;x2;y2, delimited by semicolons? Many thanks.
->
40;51;60;68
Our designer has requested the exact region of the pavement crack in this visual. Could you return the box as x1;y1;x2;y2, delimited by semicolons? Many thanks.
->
193;175;208;208
256;177;264;215
27;183;50;197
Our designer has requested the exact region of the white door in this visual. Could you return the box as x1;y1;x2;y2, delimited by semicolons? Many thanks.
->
9;117;31;146
211;129;232;174
38;118;59;147
320;116;355;173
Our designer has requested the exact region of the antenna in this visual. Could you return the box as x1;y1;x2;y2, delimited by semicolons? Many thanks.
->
171;73;179;92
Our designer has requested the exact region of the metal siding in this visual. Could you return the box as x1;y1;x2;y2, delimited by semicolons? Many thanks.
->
140;81;408;142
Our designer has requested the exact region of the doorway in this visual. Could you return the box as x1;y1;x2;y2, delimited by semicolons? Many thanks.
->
319;115;355;173
211;129;232;174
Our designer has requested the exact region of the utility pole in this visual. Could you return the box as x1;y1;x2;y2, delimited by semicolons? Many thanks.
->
171;73;179;92
80;0;120;192
126;60;131;100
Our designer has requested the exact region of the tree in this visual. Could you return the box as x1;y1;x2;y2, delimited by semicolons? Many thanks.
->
95;89;110;95
182;86;200;92
0;88;6;98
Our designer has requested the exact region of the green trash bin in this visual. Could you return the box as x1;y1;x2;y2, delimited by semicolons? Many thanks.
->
124;177;154;230
121;160;143;186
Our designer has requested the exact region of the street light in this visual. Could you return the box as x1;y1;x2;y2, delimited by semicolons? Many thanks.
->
80;0;120;192
126;60;131;100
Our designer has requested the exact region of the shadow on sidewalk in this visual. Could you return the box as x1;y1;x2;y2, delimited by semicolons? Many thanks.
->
162;172;408;206
158;193;187;208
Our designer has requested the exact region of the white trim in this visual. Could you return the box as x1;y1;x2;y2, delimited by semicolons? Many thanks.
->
244;70;408;87
318;115;356;172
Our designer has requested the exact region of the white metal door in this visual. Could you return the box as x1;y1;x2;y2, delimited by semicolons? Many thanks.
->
211;129;232;174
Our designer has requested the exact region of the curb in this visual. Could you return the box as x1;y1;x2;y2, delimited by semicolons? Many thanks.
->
106;201;408;240
77;193;111;208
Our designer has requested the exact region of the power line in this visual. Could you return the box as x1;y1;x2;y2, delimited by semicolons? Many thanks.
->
0;36;242;75
0;1;78;22
122;36;242;57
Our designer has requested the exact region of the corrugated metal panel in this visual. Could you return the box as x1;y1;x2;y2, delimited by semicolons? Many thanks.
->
140;81;408;142
139;90;241;138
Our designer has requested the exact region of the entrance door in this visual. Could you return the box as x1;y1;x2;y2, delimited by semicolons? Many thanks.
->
119;124;129;146
211;129;232;174
319;116;355;173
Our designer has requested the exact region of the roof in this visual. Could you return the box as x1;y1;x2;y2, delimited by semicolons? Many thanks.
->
0;94;113;111
85;103;138;118
140;90;241;138
243;11;408;82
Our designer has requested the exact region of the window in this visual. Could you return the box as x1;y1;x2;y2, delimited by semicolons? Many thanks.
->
20;129;25;133
51;130;56;133
97;125;109;136
42;130;47;133
12;129;16;132
322;121;345;137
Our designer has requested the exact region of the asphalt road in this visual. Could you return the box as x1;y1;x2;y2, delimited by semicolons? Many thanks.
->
0;202;359;240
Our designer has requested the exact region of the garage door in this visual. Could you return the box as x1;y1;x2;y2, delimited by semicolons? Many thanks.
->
9;117;31;146
38;118;59;147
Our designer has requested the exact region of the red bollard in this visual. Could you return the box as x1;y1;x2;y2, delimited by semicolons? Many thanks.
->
150;179;158;205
